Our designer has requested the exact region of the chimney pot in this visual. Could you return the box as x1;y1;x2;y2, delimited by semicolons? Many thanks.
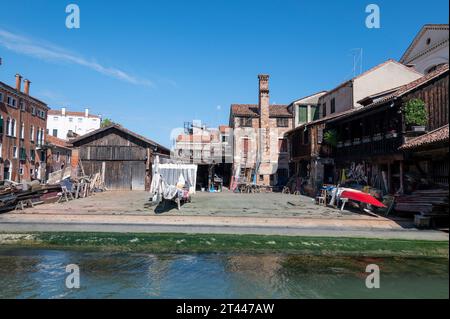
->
62;107;66;116
15;74;23;92
23;79;31;95
85;108;89;117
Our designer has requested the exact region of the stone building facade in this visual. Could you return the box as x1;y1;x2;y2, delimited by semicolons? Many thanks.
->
0;74;48;182
229;75;293;186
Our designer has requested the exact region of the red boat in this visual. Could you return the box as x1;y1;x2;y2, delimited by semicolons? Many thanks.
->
340;188;386;208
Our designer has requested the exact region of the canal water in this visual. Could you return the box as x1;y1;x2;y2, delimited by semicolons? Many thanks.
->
0;248;448;299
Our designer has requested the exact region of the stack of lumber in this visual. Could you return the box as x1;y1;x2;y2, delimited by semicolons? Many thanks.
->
395;189;449;216
0;181;63;211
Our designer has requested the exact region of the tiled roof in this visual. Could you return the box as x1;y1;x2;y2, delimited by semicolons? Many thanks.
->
219;125;229;133
48;109;101;119
230;104;292;118
400;124;449;150
46;135;71;149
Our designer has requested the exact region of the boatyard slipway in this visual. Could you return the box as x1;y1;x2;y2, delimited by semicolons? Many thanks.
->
0;191;447;241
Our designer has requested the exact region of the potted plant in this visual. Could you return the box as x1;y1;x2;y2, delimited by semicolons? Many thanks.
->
403;98;427;132
323;129;339;147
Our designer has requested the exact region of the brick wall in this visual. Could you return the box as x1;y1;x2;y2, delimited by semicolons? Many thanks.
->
0;81;48;182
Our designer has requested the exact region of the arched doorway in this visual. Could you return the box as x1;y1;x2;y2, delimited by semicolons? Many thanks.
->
3;160;12;181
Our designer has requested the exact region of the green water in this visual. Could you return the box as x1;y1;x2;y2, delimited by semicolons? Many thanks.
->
0;248;448;299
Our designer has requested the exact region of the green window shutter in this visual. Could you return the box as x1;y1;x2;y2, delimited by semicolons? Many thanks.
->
312;106;320;120
298;106;308;124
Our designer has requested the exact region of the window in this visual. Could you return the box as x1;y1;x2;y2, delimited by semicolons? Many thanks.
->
52;129;58;137
259;175;264;181
330;98;336;114
20;122;24;139
30;126;35;141
13;146;18;158
30;149;36;162
298;105;308;124
53;116;59;121
276;118;289;127
11;119;16;137
56;152;61;162
19;147;26;161
0;115;3;135
0;92;3;102
278;138;288;153
41;129;45;146
20;101;25;111
222;135;228;143
69;117;74;122
242;138;249;158
31;106;36;116
6;118;10;136
0;143;2;158
36;128;40;145
240;117;252;127
7;96;17;107
322;103;327;117
78;118;83;123
19;166;24;176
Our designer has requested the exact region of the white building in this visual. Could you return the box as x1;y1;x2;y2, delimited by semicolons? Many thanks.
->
317;59;424;119
47;108;101;140
400;24;449;74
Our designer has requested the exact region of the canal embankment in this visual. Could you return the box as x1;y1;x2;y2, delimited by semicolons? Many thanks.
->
0;232;448;258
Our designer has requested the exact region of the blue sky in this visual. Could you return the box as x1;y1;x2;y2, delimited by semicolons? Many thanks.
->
0;0;448;146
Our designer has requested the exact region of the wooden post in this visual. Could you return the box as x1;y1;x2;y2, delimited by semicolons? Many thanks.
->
399;160;404;194
387;161;392;194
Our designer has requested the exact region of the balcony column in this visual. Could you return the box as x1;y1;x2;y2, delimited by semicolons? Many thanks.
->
399;160;404;194
387;161;392;194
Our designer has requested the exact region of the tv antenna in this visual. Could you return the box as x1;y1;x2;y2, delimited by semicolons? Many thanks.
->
350;48;363;77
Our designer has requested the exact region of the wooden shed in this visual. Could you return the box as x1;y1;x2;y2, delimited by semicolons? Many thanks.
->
70;125;169;190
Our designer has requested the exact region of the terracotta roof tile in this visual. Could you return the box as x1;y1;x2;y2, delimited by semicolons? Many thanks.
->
46;135;71;148
230;104;292;118
400;124;449;150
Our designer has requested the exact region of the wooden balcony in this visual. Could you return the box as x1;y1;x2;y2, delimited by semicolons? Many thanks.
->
334;134;402;160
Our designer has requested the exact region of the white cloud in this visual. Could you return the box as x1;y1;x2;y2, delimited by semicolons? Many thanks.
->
0;28;154;87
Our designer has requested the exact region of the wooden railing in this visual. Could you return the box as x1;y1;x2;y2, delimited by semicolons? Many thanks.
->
333;134;402;159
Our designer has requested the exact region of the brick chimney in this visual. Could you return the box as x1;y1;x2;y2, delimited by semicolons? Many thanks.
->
23;79;31;95
15;74;22;92
258;74;270;154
